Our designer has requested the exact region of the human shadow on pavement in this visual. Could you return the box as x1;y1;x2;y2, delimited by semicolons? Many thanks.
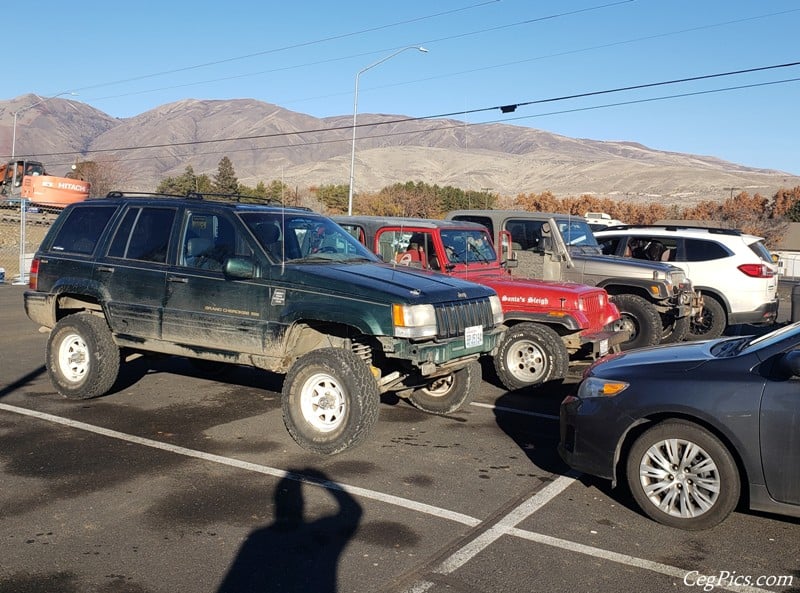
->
216;467;363;593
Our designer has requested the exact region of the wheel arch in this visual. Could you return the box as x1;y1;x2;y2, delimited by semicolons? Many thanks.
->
613;413;749;507
693;287;731;315
598;282;656;302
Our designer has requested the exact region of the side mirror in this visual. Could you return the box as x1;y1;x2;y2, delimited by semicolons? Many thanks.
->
776;350;800;378
224;257;255;279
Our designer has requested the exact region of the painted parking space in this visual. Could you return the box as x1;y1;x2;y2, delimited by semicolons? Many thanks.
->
0;285;797;593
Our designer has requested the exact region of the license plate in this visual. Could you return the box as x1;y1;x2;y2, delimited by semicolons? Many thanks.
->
599;338;609;356
465;325;483;348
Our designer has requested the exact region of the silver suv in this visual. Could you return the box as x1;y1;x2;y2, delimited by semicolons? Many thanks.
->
446;210;701;351
594;224;780;339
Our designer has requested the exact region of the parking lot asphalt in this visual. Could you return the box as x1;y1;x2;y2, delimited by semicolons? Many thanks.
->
0;284;797;593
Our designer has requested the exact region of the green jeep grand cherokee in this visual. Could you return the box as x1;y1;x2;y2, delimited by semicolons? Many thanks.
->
24;193;504;454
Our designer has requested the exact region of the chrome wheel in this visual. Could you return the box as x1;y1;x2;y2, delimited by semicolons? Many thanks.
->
637;437;720;518
299;372;347;433
504;338;548;384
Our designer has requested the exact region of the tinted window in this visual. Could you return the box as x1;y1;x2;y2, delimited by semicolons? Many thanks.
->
451;215;494;237
747;239;773;263
507;219;545;251
49;206;116;255
598;237;622;255
684;238;730;262
179;210;251;271
107;207;175;263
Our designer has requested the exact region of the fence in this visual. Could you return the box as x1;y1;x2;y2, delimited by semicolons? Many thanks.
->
0;198;53;285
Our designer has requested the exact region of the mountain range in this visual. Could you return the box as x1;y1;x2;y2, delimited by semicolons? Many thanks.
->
2;94;798;205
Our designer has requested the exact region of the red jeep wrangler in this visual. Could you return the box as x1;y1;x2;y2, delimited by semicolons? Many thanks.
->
334;216;629;390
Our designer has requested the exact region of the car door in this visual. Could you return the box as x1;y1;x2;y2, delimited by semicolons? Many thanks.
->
760;369;800;505
161;208;269;355
96;205;177;339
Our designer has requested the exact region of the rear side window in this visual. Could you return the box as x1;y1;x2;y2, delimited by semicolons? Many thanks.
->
747;239;773;263
107;207;176;263
684;238;731;262
49;206;116;255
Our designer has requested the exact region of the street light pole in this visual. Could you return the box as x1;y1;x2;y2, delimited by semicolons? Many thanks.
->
10;92;76;285
347;46;427;216
11;92;76;161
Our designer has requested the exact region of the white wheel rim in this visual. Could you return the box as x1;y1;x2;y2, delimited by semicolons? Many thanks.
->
638;437;721;518
299;372;346;432
58;332;90;384
422;374;454;397
506;339;547;383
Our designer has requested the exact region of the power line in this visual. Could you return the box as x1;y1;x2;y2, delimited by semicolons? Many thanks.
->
25;60;800;164
69;1;501;93
82;0;636;104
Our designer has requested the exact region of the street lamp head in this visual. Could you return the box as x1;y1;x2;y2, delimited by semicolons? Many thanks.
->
418;47;429;53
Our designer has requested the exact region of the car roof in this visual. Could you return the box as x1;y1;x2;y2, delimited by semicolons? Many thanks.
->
77;191;314;215
594;224;763;242
333;215;488;231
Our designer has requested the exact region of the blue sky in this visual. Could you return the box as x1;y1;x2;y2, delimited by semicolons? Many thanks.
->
7;0;800;175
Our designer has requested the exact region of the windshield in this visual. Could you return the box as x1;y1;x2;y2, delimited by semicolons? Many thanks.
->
557;219;599;247
240;212;379;263
441;229;497;264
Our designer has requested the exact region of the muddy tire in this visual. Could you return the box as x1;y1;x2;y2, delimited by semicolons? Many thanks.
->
611;294;663;350
282;348;380;455
46;313;120;399
626;420;740;530
687;296;727;341
408;360;481;415
493;323;568;390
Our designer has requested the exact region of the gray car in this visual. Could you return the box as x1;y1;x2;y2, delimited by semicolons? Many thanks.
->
559;322;800;530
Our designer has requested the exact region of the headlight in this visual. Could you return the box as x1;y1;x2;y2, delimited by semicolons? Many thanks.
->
393;303;437;338
489;295;503;325
577;377;629;398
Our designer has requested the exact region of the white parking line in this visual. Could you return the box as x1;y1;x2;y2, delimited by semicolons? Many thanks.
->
0;403;776;593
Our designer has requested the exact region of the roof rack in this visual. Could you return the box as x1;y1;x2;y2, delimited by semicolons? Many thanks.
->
601;223;742;236
102;191;301;207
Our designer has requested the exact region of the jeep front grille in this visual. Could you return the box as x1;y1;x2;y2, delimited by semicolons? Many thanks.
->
434;298;495;340
581;292;604;316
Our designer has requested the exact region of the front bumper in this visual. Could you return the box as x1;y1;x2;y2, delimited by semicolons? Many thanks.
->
558;394;629;483
578;326;631;358
384;324;505;374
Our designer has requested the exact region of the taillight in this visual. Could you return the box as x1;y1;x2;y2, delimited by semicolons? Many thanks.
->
28;257;39;290
737;263;774;278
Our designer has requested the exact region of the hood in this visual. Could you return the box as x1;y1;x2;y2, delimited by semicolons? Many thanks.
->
590;340;721;376
277;261;496;304
571;248;678;273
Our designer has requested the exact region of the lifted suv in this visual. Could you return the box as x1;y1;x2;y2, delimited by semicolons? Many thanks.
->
333;215;629;390
24;193;504;455
446;210;701;351
594;224;779;339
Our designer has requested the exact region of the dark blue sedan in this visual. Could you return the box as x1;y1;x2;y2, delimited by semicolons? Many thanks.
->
559;322;800;530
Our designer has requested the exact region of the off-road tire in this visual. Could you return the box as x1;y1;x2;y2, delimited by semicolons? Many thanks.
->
46;313;120;399
493;323;568;390
661;312;690;344
408;360;481;414
626;420;740;530
611;294;663;350
687;296;727;341
282;348;380;455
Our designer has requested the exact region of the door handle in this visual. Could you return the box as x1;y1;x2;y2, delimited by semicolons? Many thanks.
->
168;275;188;284
96;266;114;273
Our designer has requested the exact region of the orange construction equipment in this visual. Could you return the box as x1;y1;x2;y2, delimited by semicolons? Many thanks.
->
0;159;90;209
